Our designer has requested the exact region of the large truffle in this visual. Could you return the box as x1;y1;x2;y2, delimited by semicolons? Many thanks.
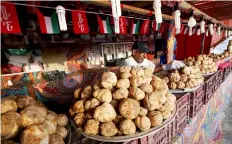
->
93;103;116;122
119;119;136;135
129;87;145;100
135;115;151;131
20;104;47;127
84;119;100;135
101;72;117;89
100;122;118;137
119;98;140;119
148;111;163;127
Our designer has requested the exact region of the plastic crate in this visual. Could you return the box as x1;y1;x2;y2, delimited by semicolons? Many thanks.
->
189;85;205;118
223;66;231;81
215;70;224;85
123;140;139;144
167;120;176;143
219;61;232;81
123;127;168;144
204;73;217;93
147;127;168;144
175;93;190;133
204;83;215;104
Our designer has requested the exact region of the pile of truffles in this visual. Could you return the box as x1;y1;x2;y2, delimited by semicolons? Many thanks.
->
69;66;176;137
161;66;204;90
1;96;69;144
209;50;232;62
184;55;217;74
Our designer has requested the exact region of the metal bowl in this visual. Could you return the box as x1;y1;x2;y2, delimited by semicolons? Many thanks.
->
81;105;177;142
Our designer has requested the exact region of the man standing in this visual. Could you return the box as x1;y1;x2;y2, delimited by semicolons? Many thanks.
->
120;42;185;72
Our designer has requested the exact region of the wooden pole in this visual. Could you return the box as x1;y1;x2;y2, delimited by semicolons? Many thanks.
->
179;2;230;28
200;33;205;54
83;1;174;20
83;1;231;28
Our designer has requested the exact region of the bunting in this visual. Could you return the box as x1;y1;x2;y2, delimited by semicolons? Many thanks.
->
153;21;161;31
131;19;140;34
140;19;150;34
1;2;178;36
1;2;21;34
36;8;60;34
159;22;167;33
72;11;89;34
119;16;127;34
97;15;112;34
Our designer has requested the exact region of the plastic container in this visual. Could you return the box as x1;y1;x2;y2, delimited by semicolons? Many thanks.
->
214;71;223;91
167;120;176;143
175;93;190;133
204;84;215;104
146;127;168;144
123;127;168;144
223;66;231;81
219;61;232;81
215;70;224;85
189;85;205;118
204;73;217;93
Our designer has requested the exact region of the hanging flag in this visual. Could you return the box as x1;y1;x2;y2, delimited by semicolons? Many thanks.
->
184;25;189;34
97;15;112;34
131;19;140;34
1;2;21;34
152;21;161;31
119;16;127;34
140;19;150;34
72;11;89;34
159;22;167;33
27;1;41;14
36;8;60;34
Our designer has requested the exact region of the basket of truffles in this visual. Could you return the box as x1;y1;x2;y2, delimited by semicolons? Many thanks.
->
184;55;218;76
1;96;71;144
209;50;232;64
158;66;204;93
69;66;177;142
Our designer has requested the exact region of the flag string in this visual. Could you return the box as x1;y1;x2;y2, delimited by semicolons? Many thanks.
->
4;2;151;21
4;2;214;29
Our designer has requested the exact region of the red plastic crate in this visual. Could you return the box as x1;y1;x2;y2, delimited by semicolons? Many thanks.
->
123;140;139;144
147;127;168;144
204;83;215;104
167;120;176;143
204;73;217;92
219;61;232;81
175;93;190;133
189;85;205;118
215;70;224;85
124;127;168;144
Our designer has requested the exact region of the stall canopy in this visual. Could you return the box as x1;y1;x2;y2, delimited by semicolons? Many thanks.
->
211;36;232;54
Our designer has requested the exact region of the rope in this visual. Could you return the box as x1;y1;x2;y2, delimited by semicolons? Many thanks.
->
4;2;151;21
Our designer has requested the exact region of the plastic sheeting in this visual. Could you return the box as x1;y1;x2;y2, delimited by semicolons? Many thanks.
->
211;36;232;54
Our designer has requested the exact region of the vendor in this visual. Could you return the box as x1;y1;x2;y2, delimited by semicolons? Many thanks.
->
120;42;185;72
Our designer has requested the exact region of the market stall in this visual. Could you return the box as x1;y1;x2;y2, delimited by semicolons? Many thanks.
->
1;1;232;144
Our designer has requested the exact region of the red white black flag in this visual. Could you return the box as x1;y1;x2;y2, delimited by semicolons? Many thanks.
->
72;11;89;34
140;19;150;34
1;2;21;34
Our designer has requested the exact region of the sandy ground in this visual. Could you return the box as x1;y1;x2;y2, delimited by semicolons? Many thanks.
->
221;97;232;144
